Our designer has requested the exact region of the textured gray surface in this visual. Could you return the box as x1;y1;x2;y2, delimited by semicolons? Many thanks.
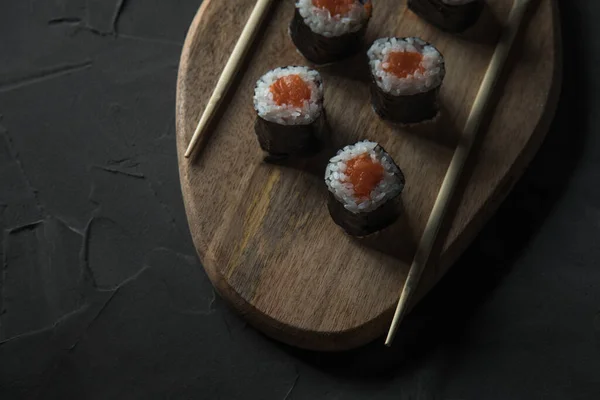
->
0;0;599;399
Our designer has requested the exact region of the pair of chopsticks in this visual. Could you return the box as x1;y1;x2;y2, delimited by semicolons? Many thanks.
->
184;0;533;346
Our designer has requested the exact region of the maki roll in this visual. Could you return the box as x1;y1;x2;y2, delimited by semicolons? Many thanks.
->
408;0;483;33
367;37;446;125
325;140;405;237
290;0;373;65
253;66;328;158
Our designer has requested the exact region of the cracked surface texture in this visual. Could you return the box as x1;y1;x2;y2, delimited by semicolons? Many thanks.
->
1;0;600;399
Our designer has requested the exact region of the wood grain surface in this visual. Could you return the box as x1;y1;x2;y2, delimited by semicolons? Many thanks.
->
175;0;562;351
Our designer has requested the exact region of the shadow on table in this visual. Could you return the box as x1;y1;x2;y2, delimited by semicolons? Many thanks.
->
269;1;586;380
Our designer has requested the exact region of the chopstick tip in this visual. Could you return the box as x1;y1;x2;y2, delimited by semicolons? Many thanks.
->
384;332;395;347
184;144;194;158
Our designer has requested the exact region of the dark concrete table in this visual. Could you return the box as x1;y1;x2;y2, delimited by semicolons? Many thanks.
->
1;1;598;398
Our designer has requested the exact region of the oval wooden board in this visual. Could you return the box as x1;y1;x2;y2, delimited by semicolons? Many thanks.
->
176;0;561;351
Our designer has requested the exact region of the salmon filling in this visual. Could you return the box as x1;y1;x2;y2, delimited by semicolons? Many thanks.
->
383;51;425;78
312;0;355;16
269;75;312;107
346;153;384;199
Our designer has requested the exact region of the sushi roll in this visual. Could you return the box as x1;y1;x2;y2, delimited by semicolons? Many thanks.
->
408;0;483;33
290;0;373;65
325;140;405;237
253;66;328;158
367;37;445;125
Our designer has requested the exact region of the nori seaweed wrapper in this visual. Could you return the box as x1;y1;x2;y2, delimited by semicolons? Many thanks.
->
254;110;329;158
289;8;369;65
370;82;442;125
327;190;402;237
408;0;483;33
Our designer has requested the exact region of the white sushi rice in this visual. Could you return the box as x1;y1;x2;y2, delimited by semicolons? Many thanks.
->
296;0;370;38
325;140;404;214
253;66;324;125
441;0;477;5
368;37;445;96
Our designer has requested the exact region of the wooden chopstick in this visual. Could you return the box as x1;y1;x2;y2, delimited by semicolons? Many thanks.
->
384;0;533;347
184;0;276;158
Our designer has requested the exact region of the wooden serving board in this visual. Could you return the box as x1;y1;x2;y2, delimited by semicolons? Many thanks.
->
175;0;561;351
